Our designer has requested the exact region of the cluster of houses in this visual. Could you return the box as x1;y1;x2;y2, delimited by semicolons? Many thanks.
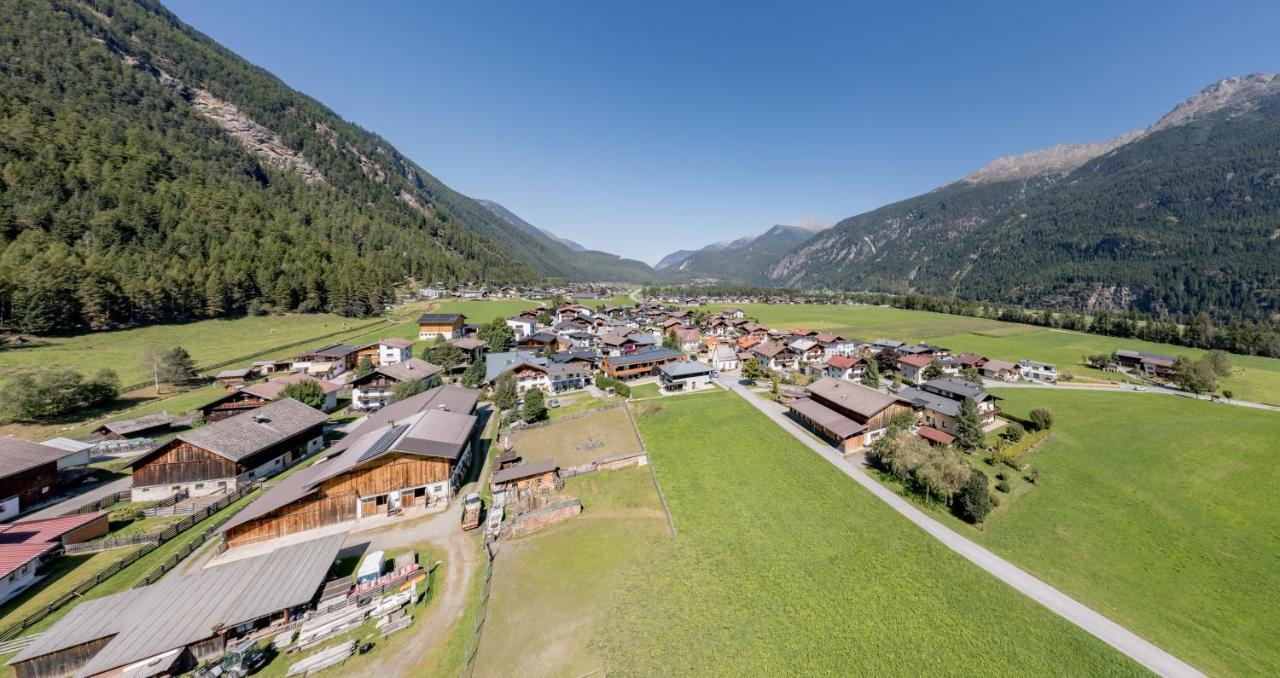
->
415;282;620;303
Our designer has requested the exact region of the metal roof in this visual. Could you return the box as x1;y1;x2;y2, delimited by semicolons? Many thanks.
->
660;360;713;378
804;378;902;419
788;398;865;439
10;534;345;676
492;458;558;485
0;436;72;479
605;347;683;367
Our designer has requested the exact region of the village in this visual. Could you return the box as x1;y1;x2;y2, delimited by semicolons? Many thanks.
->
1;285;1242;678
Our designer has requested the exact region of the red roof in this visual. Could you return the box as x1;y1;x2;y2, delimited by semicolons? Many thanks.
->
0;511;108;578
897;354;933;368
825;355;861;369
917;426;956;445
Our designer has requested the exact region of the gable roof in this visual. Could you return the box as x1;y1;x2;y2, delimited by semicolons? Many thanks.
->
492;459;558;485
242;374;341;400
378;337;414;349
789;398;866;439
295;342;359;359
418;313;465;324
0;437;72;479
605;347;683;367
95;412;176;437
326;385;479;457
364;358;441;384
804;378;902;419
167;398;327;462
922;378;995;402
660;360;713;378
0;511;108;579
825;355;861;370
10;534;345;677
753;342;792;359
897;354;933;369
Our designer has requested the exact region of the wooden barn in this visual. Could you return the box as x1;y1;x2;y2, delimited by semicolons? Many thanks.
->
131;399;327;501
417;313;466;340
490;459;559;493
6;535;345;678
788;377;912;452
0;438;75;521
91;412;177;440
221;386;479;549
601;347;685;380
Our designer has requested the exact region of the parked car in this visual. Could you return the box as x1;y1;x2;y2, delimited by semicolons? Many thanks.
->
547;398;561;408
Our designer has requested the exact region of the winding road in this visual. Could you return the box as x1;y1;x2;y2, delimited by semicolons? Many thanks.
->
718;375;1205;678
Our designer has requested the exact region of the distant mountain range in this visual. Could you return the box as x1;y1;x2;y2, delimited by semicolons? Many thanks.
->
765;74;1280;320
475;200;586;251
656;221;831;283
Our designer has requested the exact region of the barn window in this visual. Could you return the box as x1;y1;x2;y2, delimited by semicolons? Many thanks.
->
375;495;387;506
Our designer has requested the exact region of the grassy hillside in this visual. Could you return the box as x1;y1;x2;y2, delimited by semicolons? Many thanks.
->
593;392;1142;675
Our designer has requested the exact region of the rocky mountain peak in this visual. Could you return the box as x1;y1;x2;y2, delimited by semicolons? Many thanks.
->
961;131;1142;184
1148;73;1280;133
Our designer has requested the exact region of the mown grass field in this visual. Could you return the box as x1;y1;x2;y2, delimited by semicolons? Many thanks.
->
590;392;1141;675
952;390;1279;677
473;466;669;677
509;406;640;468
718;303;1280;403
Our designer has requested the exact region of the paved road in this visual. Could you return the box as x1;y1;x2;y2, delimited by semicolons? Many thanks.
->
983;379;1280;413
20;476;132;521
719;376;1205;678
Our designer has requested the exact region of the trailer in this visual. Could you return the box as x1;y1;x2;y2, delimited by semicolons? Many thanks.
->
355;550;384;585
460;492;483;531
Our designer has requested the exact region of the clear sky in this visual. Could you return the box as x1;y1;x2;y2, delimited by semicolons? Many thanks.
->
165;0;1280;265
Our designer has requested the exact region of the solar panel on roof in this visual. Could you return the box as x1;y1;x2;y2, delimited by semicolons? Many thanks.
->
358;423;409;463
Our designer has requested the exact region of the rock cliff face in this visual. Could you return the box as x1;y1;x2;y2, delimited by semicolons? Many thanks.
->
191;89;326;185
767;74;1280;319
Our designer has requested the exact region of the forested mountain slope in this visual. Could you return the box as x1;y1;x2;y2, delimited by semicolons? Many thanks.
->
0;0;644;335
657;223;828;284
772;74;1280;321
475;199;662;283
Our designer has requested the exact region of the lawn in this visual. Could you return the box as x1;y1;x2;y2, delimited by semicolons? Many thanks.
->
547;392;624;419
590;392;1142;675
508;406;641;468
708;303;1280;403
472;466;669;677
628;382;661;399
949;390;1279;677
0;313;387;385
0;548;142;632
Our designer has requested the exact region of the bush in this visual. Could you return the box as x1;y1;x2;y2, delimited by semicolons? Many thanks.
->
995;471;1007;481
1000;423;1025;443
957;470;992;524
281;379;327;409
596;374;631;397
1;368;119;421
990;494;1001;507
1028;407;1054;431
995;481;1011;493
522;389;547;423
1024;467;1041;484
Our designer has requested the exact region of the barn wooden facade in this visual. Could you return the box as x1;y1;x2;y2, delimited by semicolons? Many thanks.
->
131;399;327;500
0;438;70;519
199;389;273;422
789;377;912;452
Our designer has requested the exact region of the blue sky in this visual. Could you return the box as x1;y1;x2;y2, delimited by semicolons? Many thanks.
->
166;0;1280;264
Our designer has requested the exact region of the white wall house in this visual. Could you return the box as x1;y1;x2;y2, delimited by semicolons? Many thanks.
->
1018;359;1058;383
506;317;536;339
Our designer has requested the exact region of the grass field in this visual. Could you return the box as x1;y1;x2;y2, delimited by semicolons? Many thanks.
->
628;382;661;399
713;303;1280;403
473;466;669;677
509;406;641;468
589;392;1142;675
946;390;1278;676
547;392;624;419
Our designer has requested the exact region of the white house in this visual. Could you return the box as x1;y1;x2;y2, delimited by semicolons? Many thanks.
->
659;360;715;392
506;316;537;340
1018;359;1058;383
377;338;414;366
711;344;739;372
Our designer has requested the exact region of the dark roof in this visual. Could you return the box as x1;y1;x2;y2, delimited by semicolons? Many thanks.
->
353;358;441;385
418;313;465;323
241;374;341;400
0;437;72;479
10;535;345;676
922;378;996;403
917;426;956;444
660;360;713;378
168;398;327;462
789;398;865;439
606;347;683;367
297;342;359;359
897;386;960;418
96;412;177;437
492;459;558;485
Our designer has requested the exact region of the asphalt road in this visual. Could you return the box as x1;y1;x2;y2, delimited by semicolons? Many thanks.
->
719;375;1205;678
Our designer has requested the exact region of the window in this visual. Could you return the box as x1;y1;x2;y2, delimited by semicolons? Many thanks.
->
195;483;204;490
41;486;49;494
375;495;388;506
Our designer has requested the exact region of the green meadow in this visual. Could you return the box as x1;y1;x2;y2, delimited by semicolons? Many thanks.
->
590;392;1141;675
966;390;1278;676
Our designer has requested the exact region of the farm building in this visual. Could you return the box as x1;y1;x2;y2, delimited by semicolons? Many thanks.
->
350;358;442;411
418;313;467;340
0;438;80;521
6;534;345;678
898;378;1002;435
0;511;108;605
491;459;559;493
788;377;912;452
1114;349;1177;377
131;399;328;501
91;412;177;441
220;386;479;549
980;359;1020;381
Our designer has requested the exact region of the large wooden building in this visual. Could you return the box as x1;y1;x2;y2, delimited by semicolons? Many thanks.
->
131;399;328;500
221;386;479;549
788;377;912;452
0;437;75;521
417;313;466;340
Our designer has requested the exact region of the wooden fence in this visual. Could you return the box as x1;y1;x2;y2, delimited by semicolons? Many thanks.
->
60;490;132;518
0;483;258;641
459;545;497;678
